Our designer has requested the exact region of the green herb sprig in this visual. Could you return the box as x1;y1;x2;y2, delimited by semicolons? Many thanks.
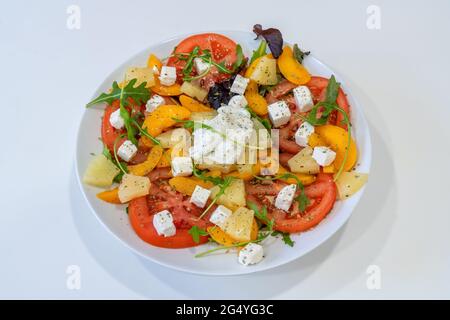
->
249;40;267;64
176;44;244;81
86;79;150;108
188;226;209;244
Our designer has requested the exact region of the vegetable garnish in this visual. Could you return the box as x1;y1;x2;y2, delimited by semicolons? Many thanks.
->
195;204;274;258
99;138;126;183
112;134;129;175
304;75;351;181
193;166;225;186
249;40;267;64
86;79;150;108
188;225;209;244
245;106;272;133
293;43;310;64
271;231;295;247
130;118;161;146
253;24;283;58
254;173;310;213
197;176;235;220
176;44;244;80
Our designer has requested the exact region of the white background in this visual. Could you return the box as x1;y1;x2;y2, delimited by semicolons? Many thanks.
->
1;0;449;299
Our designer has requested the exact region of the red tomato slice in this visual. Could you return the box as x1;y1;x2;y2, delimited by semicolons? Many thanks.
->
167;33;238;83
128;183;211;249
246;174;337;233
306;76;351;129
101;101;125;152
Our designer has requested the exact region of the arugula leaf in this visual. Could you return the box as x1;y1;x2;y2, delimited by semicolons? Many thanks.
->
188;226;209;244
304;75;352;181
193;166;224;186
247;202;273;229
245;106;272;133
130;119;161;146
271;231;295;247
198;176;235;220
293;44;310;64
254;173;310;213
86;79;150;108
324;75;340;104
250;40;267;64
233;44;245;71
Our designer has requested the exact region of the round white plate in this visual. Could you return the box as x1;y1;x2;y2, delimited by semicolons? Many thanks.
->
76;30;372;276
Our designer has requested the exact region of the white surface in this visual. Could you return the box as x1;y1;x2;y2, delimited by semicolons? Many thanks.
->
76;30;371;276
1;0;449;298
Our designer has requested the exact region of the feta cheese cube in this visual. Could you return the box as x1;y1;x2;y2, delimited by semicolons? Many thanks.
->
312;146;336;166
238;243;264;266
159;66;177;86
275;184;297;211
153;210;176;237
190;185;211;208
230;75;250;95
228;95;248;108
146;94;165;113
268;101;291;128
293;86;314;112
294;121;315;147
171;156;193;177
209;205;232;227
117;140;137;162
109;108;124;130
194;57;210;75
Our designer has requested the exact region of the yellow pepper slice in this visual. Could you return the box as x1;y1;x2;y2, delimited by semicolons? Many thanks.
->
140;105;191;147
277;46;311;85
179;95;213;112
128;145;163;176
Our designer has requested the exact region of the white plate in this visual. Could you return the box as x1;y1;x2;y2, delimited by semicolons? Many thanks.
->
75;30;372;276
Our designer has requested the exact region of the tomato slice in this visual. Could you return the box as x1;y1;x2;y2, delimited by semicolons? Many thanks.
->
306;76;351;129
167;33;238;84
246;174;337;233
128;183;211;249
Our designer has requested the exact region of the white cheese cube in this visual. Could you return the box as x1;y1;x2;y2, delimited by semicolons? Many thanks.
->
159;66;177;86
109;108;124;130
238;243;264;266
209;205;232;228
117;140;137;162
312;146;336;166
293;86;314;112
153;210;176;237
294;121;315;147
268;101;291;128
230;75;250;95
194;57;210;75
146;94;165;113
228;95;248;108
190;185;211;208
171;156;193;177
275;184;297;211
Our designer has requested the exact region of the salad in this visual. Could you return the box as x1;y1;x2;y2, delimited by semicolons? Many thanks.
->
82;25;368;266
